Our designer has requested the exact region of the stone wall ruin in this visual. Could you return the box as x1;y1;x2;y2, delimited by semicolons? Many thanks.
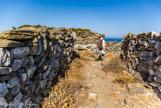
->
0;26;75;108
121;31;161;97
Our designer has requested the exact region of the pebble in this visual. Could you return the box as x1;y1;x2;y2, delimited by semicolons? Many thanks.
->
88;92;98;100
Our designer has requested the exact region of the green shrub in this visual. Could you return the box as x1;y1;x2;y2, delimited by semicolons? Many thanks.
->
70;28;91;33
18;24;42;28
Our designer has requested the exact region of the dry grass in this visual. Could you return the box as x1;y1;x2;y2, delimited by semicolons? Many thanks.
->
42;78;81;108
113;73;134;84
76;50;97;61
103;56;127;73
103;56;133;85
71;58;84;68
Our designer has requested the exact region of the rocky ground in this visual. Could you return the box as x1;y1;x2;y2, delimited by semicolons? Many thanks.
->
106;41;121;55
42;51;161;108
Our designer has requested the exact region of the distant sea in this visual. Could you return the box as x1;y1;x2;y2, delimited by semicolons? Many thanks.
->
104;38;123;42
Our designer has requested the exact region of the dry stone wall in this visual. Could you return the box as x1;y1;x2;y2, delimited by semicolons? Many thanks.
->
0;26;75;108
74;31;101;52
121;31;161;96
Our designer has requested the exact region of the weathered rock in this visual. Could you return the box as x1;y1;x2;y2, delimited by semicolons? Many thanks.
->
0;82;9;97
21;57;29;67
29;44;38;55
11;59;23;71
42;66;51;79
0;30;34;40
14;92;22;103
154;56;161;64
0;48;12;66
0;97;8;108
9;83;20;96
27;66;37;79
154;76;161;84
40;79;47;89
11;47;29;58
35;39;43;55
0;67;12;75
20;73;27;82
28;56;34;67
4;92;13;102
7;77;19;88
0;39;25;48
95;103;103;108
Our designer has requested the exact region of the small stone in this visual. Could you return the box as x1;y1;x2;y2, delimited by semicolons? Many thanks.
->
0;73;15;82
0;67;12;75
0;48;12;66
154;55;161;64
148;75;154;82
135;88;144;93
158;86;161;92
88;92;97;100
4;92;13;102
42;66;51;79
11;59;23;71
154;76;161;84
28;56;34;67
27;66;37;79
7;77;19;88
9;83;20;96
20;73;27;82
29;44;38;55
0;97;8;108
95;103;103;108
21;57;29;67
149;69;154;75
40;79;47;89
14;92;22;103
0;82;9;97
11;47;29;58
150;82;160;87
35;39;43;55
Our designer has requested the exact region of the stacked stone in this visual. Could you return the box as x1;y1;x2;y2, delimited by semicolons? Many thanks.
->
121;31;161;95
106;41;121;55
0;26;75;108
74;31;101;52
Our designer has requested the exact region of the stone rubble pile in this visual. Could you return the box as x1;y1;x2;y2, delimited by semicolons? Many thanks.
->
74;31;101;52
0;26;75;108
121;31;161;96
106;41;121;55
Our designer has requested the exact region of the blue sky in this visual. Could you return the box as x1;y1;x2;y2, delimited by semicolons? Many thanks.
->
0;0;161;38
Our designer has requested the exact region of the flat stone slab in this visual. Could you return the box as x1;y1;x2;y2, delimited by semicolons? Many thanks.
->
11;47;29;58
9;83;20;96
7;77;19;88
0;34;34;40
0;67;12;75
0;39;25;48
11;59;23;71
0;82;9;97
0;29;37;40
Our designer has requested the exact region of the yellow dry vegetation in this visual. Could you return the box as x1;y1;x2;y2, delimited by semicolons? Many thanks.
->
113;73;134;84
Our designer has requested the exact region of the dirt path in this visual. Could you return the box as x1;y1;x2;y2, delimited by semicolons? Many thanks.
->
42;55;161;108
71;56;161;108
